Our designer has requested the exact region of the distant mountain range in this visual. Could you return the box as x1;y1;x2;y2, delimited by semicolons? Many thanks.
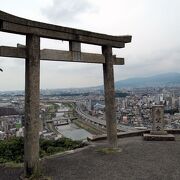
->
1;73;179;94
114;72;180;88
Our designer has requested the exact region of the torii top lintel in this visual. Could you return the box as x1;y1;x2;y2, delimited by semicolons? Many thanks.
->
0;10;131;48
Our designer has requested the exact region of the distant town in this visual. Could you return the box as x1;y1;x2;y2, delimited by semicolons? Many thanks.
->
0;86;180;141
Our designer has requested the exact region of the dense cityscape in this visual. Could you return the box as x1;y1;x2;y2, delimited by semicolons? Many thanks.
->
0;86;180;141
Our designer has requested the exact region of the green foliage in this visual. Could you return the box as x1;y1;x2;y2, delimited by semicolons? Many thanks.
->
0;137;85;164
39;138;84;156
0;137;24;163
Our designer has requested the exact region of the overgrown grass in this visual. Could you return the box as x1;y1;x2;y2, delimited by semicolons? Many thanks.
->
0;137;86;164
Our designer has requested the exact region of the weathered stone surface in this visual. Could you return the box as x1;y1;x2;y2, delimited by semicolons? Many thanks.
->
0;21;125;48
24;34;40;178
151;105;167;135
0;10;132;48
102;45;117;148
143;134;175;141
144;105;175;141
0;46;26;58
69;41;81;52
0;46;124;64
0;11;131;42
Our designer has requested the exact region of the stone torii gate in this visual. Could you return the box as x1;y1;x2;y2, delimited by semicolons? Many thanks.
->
0;11;131;178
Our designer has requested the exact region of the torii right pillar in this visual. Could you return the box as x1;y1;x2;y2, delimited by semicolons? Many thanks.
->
102;45;118;148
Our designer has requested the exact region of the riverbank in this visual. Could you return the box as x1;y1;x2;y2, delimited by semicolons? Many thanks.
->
73;119;106;135
44;102;104;140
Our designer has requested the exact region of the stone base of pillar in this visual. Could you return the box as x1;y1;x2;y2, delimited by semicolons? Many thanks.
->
143;133;175;141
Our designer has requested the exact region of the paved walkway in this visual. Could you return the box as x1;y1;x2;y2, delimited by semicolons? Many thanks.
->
0;136;180;180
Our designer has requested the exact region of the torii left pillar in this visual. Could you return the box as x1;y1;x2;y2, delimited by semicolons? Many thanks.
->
24;34;40;178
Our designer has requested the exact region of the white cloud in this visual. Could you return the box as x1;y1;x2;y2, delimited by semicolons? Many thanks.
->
42;0;97;24
0;0;180;90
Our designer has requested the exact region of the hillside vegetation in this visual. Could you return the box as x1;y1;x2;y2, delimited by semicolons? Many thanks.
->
0;137;86;163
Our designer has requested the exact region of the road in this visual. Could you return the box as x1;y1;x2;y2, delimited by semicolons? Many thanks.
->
75;102;138;132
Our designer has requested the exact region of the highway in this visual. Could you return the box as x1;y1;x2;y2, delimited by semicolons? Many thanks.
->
75;102;138;132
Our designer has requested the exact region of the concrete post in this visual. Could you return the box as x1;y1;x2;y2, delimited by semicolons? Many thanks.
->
24;34;40;178
102;45;117;148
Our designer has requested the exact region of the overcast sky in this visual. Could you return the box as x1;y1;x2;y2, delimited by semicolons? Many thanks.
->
0;0;180;91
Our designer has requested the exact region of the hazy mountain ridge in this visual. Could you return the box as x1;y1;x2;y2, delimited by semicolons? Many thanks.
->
115;72;180;88
1;73;179;94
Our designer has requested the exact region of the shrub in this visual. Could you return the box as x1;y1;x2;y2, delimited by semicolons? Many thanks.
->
0;137;86;163
0;137;24;163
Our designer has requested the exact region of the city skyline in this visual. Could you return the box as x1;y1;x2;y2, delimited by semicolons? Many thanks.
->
0;0;180;90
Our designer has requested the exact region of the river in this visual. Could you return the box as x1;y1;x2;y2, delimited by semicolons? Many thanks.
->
55;103;92;140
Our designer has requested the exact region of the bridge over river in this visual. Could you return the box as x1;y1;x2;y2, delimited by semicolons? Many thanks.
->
42;99;138;132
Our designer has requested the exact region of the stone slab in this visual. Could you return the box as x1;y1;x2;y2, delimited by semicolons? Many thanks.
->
0;10;131;43
0;46;124;65
150;131;167;135
143;133;175;141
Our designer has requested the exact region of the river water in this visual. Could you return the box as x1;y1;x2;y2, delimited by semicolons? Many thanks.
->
56;124;92;141
55;103;92;140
